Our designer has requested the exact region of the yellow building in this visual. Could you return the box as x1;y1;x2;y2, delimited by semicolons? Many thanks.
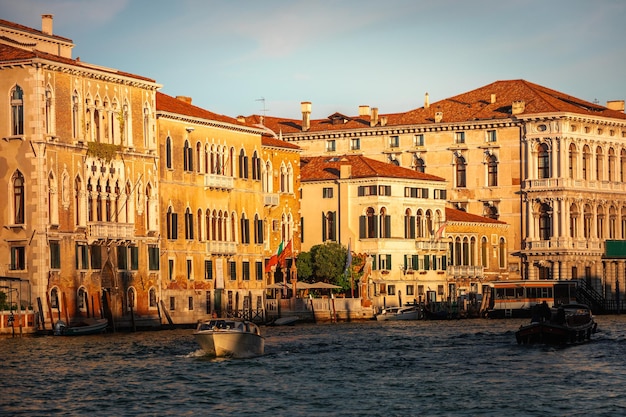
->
0;16;161;332
156;95;301;323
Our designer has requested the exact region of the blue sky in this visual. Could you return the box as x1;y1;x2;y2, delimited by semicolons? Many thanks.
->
3;0;625;119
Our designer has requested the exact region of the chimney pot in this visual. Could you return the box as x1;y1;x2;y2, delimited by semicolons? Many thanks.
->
512;100;526;115
606;100;625;113
435;112;443;123
491;94;496;104
42;14;53;35
358;105;370;116
424;92;430;109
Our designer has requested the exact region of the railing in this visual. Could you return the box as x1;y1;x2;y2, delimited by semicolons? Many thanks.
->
204;174;234;190
447;265;485;278
206;241;237;255
88;222;135;241
523;177;626;193
523;239;603;251
415;240;448;251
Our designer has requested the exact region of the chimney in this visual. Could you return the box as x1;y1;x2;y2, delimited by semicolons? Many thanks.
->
380;116;387;127
491;94;496;104
435;112;443;123
301;101;311;131
512;100;526;115
340;163;352;179
607;100;625;113
42;14;53;36
176;96;192;105
358;105;370;116
424;92;430;109
237;115;246;123
370;107;379;127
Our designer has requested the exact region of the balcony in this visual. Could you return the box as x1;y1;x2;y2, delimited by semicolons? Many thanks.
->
264;193;279;207
523;238;603;252
88;222;135;242
204;174;234;190
415;240;448;251
523;177;626;193
206;241;237;255
447;265;485;278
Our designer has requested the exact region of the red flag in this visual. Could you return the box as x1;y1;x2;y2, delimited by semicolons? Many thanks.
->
265;254;278;273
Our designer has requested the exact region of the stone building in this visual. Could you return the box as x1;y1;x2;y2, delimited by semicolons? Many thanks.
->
155;94;301;323
260;82;626;299
0;16;161;331
299;154;449;308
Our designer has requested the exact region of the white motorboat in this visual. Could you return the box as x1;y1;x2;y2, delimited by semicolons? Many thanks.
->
193;318;265;358
376;305;421;321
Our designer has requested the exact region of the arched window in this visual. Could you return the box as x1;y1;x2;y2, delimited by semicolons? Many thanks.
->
362;207;377;238
204;144;210;174
252;151;261;180
183;140;192;171
425;210;433;237
595;146;604;181
72;91;80;138
13;170;25;224
11;85;24;136
45;86;54;135
539;203;552;241
185;207;194;240
568;143;577;179
499;238;506;269
455;155;466;188
77;287;88;311
569;203;578;238
149;287;157;308
481;237;488;267
75;176;83;226
197;209;203;241
323;211;336;241
166;137;172;169
286;164;293;193
582;145;591;180
167;207;178;240
205;209;211;241
537;143;550;179
239;149;248;178
621;149;626;183
280;163;287;192
240;213;250;244
583;205;592;239
404;208;415;239
127;287;137;311
254;214;263;244
414;156;425;173
487;154;498;187
196;142;202;173
143;105;150;149
263;161;273;192
485;204;498;220
597;206;605;239
416;209;424;238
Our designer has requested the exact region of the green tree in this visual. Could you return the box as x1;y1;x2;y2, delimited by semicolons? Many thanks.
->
310;242;349;290
295;251;313;281
0;291;7;310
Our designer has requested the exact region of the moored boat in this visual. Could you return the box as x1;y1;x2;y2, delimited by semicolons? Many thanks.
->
376;305;421;321
54;318;108;336
193;318;265;358
515;304;597;345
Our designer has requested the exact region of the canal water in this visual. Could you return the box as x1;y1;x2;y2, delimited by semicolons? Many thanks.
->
2;316;626;416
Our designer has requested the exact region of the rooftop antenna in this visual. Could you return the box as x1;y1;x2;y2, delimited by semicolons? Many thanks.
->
255;97;269;123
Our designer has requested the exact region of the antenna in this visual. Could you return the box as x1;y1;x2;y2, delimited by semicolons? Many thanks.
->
255;97;269;117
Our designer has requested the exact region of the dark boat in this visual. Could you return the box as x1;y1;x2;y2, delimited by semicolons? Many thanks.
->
54;318;108;336
515;304;597;345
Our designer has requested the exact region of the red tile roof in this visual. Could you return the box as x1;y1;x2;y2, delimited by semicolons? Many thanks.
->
0;43;156;83
256;79;626;134
301;154;446;182
156;91;243;125
262;136;301;150
0;18;73;43
445;207;506;224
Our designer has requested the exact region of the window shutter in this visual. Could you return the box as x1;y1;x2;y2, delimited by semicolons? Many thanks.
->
322;212;327;241
359;216;366;238
384;215;391;238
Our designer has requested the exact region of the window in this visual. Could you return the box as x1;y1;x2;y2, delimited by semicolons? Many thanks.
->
538;143;550;179
117;246;128;270
414;134;424;147
76;243;89;270
242;261;250;281
252;151;261;180
378;185;391;196
11;85;24;136
240;214;250;244
323;211;336;241
455;155;467;188
326;140;336;152
184;208;194;240
568;143;576;179
130;246;139;270
387;285;396;295
10;246;25;270
486;130;497;142
148;245;160;270
358;185;377;196
229;261;237;280
322;187;334;198
414;157;425;173
404;209;415;239
434;189;447;199
539;203;552;241
168;259;175;281
205;260;213;280
455;132;465;144
169;296;175;310
166;137;172;169
166;207;178;239
78;287;87;311
183;140;193;171
90;245;102;269
406;285;415;296
12;171;25;224
389;136;399;148
379;254;391;270
359;207;378;238
50;242;61;269
350;138;360;151
254;214;263;244
379;208;391;238
256;261;263;280
149;288;157;308
487;154;498;187
187;259;193;281
238;149;249;179
188;296;194;311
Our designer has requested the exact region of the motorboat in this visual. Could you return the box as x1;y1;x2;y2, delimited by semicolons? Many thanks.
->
375;305;421;321
193;318;265;358
515;304;597;345
54;318;108;336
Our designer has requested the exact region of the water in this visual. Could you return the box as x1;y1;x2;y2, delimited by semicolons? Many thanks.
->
2;316;626;416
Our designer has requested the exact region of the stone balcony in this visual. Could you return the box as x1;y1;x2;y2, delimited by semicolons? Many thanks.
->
447;265;485;278
88;222;135;243
206;241;237;255
204;174;234;190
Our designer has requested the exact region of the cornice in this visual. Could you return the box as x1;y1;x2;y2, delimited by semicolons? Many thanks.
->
156;111;265;136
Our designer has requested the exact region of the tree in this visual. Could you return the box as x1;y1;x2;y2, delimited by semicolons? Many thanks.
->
295;251;313;281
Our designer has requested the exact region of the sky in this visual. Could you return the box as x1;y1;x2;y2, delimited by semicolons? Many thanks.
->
2;0;626;119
